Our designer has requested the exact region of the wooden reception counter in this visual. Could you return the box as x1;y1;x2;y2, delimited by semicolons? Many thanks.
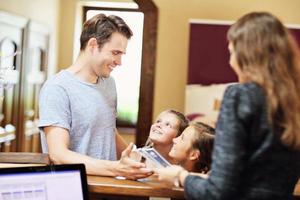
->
88;175;185;199
0;162;299;200
87;175;300;200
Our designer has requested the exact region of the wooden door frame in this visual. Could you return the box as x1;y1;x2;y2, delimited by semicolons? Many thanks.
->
134;0;158;147
82;0;158;147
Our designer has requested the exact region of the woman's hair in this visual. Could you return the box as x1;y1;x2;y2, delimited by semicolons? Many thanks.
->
191;122;215;173
145;109;189;147
227;12;300;150
80;14;133;50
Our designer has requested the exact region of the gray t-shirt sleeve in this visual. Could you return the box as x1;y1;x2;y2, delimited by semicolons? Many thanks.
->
39;84;71;131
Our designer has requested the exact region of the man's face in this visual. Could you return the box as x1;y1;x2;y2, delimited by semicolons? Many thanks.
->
91;32;128;78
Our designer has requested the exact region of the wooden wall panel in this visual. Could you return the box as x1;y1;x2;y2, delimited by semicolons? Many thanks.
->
188;21;300;85
20;21;49;152
0;11;49;152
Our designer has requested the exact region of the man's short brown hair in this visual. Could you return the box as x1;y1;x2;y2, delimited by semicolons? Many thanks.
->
80;14;133;50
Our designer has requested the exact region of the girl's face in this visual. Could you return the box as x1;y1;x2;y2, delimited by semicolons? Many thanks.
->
169;126;195;163
228;42;245;83
149;112;180;146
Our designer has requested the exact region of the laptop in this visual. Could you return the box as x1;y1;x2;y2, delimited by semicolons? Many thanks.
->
0;164;89;200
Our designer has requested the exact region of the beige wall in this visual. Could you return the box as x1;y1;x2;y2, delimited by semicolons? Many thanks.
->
58;0;300;121
152;0;300;119
0;0;61;76
2;0;300;122
57;0;76;69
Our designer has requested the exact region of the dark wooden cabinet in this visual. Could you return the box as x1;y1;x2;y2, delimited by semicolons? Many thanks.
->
20;21;49;152
0;11;28;152
0;11;49;152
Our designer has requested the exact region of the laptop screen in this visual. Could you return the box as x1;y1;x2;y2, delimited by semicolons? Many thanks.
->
0;164;89;200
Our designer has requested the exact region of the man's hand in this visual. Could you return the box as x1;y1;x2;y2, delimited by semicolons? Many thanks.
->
116;143;153;180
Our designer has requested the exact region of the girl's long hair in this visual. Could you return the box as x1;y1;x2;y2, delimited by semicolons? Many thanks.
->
191;122;215;173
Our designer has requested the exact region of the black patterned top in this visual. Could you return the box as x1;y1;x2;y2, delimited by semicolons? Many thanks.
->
184;83;300;200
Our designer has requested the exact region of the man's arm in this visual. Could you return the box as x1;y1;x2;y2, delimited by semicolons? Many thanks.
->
115;129;128;159
45;126;152;179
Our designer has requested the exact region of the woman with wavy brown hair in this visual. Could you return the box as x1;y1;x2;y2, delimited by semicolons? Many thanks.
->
155;12;300;200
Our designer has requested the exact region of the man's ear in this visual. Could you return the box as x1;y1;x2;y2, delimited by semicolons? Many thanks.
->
189;149;200;161
86;38;98;52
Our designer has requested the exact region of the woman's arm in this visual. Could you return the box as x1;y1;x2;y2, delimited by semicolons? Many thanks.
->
183;84;258;200
155;84;260;199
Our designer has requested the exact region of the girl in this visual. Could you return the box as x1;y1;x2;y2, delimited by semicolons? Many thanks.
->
169;122;214;173
155;12;300;200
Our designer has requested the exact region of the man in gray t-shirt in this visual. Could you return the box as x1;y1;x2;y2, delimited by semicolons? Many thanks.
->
39;71;118;160
39;14;151;179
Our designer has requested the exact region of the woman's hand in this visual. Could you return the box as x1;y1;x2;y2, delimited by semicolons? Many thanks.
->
154;165;189;187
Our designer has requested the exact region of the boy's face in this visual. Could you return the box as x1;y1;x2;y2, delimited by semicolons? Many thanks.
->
90;32;128;78
169;126;195;163
149;112;180;146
